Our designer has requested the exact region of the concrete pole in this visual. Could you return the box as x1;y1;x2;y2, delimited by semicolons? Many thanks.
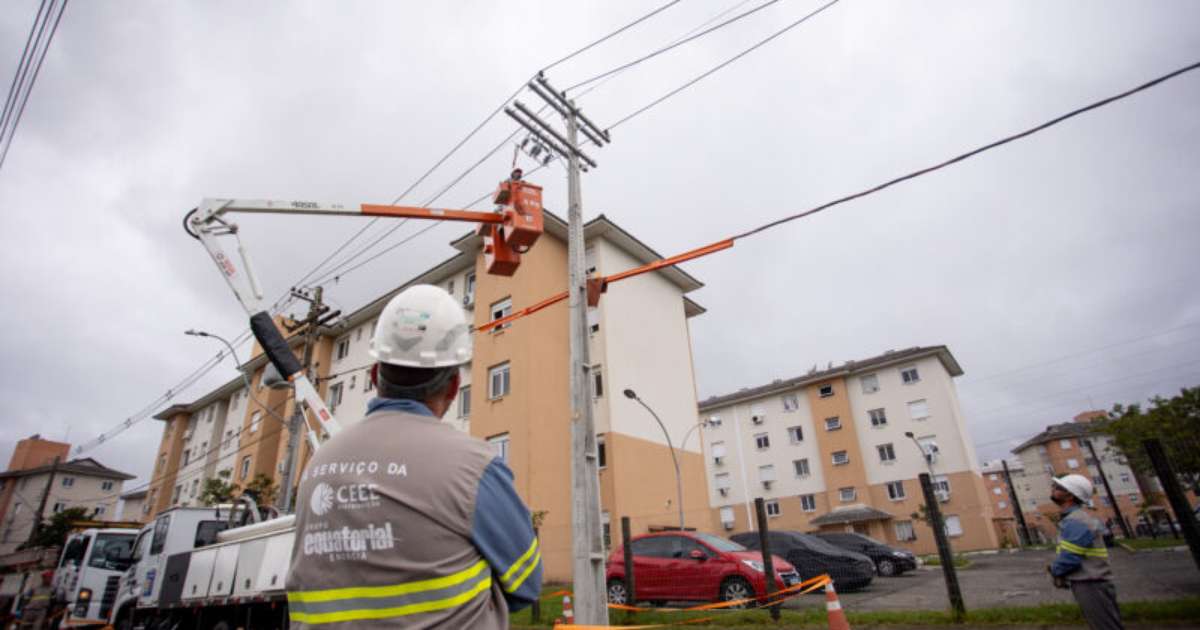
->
1083;438;1133;539
919;472;966;622
566;104;608;626
1001;459;1032;547
280;286;323;514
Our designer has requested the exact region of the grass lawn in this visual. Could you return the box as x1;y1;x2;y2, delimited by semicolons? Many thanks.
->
918;553;971;568
1120;537;1189;550
510;590;1200;628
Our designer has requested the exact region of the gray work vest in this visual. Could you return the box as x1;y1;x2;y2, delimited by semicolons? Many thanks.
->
286;410;507;629
1057;508;1113;583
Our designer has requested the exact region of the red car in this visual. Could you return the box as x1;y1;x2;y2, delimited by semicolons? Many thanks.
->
605;531;800;606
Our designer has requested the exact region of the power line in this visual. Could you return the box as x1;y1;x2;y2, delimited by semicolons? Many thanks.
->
0;0;68;173
565;0;787;92
0;0;49;140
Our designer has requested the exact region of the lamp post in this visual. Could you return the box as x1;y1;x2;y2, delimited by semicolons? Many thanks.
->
185;329;251;391
624;388;685;530
904;431;936;478
679;418;716;453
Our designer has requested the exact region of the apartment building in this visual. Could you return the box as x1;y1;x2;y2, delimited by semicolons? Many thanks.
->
980;458;1033;545
0;436;134;554
1010;411;1149;539
118;489;148;522
146;212;710;580
697;346;999;555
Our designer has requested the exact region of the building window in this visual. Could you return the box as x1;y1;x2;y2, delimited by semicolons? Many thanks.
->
336;339;350;360
861;373;880;394
715;473;732;493
793;458;810;477
800;494;817;511
787;426;804;443
944;515;963;537
240;456;252;480
839;487;856;502
782;394;799;412
900;366;920;384
754;433;770;450
765;499;780;517
711;441;727;462
101;481;113;491
1066;458;1079;469
989;474;998;482
1101;496;1112;506
459;385;471;418
349;375;357;391
719;506;735;525
591;365;603;398
250;411;263;433
886;480;905;500
95;505;106;516
597;435;606;469
824;416;841;431
328;383;344;411
480;434;510;464
907;399;930;420
818;384;834;398
447;279;455;297
933;475;951;496
602;511;611;549
181;449;191;466
489;363;511;399
1119;472;1131;484
356;326;363;342
832;450;849;466
993;487;1003;495
895;520;916;541
867;408;889;427
877;443;896;463
1059;439;1073;450
759;464;776;484
998;500;1007;509
52;502;65;513
190;478;200;497
61;476;75;488
490;297;513;331
750;404;766;424
465;272;476;304
172;485;182;505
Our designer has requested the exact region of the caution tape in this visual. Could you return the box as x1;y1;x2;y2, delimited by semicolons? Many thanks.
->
551;573;832;629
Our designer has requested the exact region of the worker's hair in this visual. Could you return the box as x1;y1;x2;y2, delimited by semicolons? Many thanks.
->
376;363;457;401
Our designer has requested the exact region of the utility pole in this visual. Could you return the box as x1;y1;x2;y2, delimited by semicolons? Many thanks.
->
919;472;966;622
27;456;60;545
1001;459;1032;546
279;286;337;513
509;73;609;625
1083;438;1133;540
1142;439;1200;572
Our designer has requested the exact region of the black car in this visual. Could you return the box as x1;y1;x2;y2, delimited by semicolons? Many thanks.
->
813;532;917;577
730;531;875;592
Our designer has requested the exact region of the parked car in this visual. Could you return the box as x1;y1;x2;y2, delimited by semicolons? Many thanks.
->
813;532;916;576
605;531;799;607
731;531;875;591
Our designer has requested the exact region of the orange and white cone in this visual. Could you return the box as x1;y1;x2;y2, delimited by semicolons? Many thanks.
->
825;581;851;630
562;594;574;625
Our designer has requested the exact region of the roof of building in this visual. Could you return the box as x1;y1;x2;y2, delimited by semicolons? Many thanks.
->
808;505;894;526
119;489;148;501
1010;419;1103;454
980;458;1024;473
0;457;135;481
698;345;963;410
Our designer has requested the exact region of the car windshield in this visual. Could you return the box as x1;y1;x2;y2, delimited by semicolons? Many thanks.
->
692;532;746;552
797;533;849;555
87;533;135;569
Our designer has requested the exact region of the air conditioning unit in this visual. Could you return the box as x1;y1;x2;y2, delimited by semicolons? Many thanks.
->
713;456;724;466
718;488;729;497
462;295;474;308
751;415;765;425
182;429;194;440
936;490;951;503
722;521;734;531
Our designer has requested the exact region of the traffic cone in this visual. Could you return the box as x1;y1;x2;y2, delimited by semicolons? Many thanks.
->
825;581;851;630
562;594;574;625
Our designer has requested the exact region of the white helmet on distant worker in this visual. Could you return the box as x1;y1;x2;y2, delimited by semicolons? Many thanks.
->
1052;474;1094;504
369;285;472;368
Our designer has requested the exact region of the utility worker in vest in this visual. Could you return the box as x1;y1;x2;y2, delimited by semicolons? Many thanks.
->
286;285;542;629
17;570;53;629
1048;474;1123;630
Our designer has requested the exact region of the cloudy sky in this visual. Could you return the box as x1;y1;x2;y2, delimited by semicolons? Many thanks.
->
1;1;1198;498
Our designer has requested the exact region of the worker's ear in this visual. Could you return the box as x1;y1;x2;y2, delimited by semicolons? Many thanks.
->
444;370;461;405
370;363;379;389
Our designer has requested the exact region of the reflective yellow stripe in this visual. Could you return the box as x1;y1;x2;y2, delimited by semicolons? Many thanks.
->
501;538;539;587
289;575;492;625
288;559;488;603
1057;540;1108;557
506;549;541;593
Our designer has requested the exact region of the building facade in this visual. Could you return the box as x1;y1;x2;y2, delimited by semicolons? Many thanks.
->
0;436;134;554
145;213;711;580
980;458;1033;545
697;346;999;555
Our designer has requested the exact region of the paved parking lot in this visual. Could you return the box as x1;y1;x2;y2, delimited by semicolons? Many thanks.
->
784;547;1200;612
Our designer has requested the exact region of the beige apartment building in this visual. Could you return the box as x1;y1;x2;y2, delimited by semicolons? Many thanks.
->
697;346;999;555
980;458;1033;546
146;212;712;580
0;436;134;554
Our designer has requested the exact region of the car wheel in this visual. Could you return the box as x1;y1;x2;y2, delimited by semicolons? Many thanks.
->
719;576;753;608
606;579;629;606
877;559;897;577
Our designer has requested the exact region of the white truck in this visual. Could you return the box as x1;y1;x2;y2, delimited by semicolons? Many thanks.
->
109;501;295;630
52;527;138;627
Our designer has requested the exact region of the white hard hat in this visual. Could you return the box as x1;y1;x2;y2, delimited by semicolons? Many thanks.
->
1053;474;1094;504
369;285;472;368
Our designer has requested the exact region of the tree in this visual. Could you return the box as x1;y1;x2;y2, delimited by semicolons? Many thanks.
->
242;473;278;507
1102;386;1200;492
199;469;239;506
20;507;90;550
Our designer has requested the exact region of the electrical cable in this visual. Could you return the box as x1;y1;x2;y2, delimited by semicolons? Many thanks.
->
565;0;787;93
0;0;49;141
0;0;68;173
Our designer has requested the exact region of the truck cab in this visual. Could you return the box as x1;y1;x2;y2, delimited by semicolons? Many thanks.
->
53;527;137;627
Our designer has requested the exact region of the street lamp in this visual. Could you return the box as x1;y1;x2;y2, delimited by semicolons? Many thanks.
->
679;418;718;453
185;329;252;391
624;388;685;530
904;431;936;478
